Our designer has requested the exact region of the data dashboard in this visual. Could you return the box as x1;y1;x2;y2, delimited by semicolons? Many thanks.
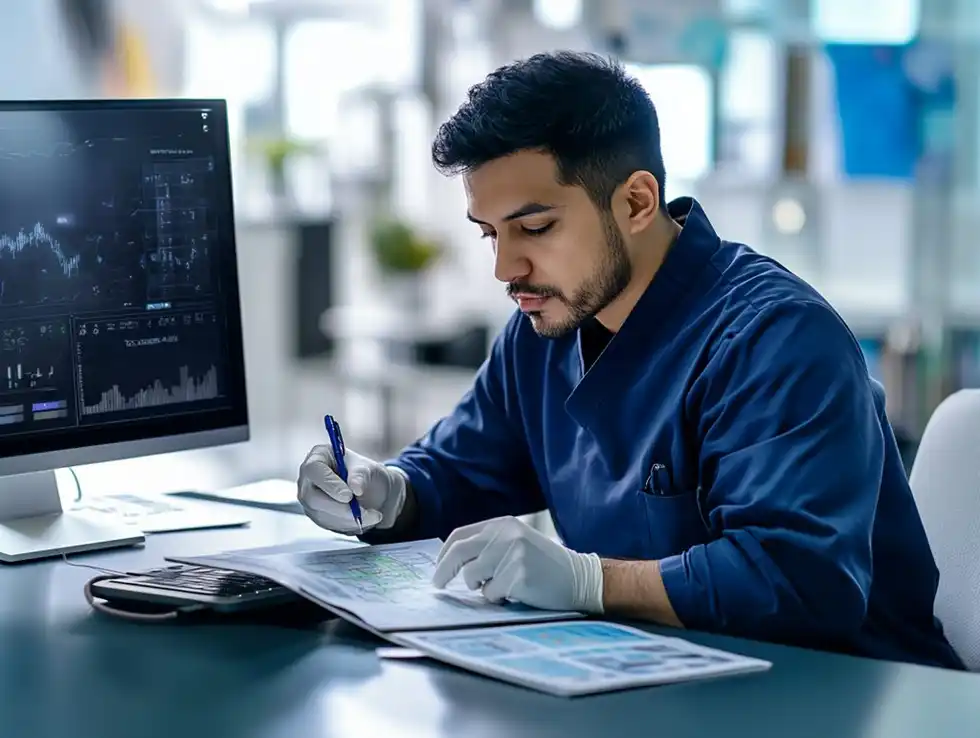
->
0;103;241;440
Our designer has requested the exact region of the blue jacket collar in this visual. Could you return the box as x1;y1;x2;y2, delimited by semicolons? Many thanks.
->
656;196;722;288
566;197;722;418
616;196;721;333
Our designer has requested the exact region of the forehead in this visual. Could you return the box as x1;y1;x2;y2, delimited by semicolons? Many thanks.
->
464;150;571;220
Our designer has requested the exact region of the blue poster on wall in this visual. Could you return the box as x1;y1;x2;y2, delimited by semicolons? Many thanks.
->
825;41;955;181
858;338;884;382
904;40;956;183
825;43;917;178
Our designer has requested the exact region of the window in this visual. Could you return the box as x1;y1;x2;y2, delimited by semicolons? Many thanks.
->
182;18;275;177
183;19;274;103
533;0;583;30
284;2;420;141
812;0;919;43
625;64;713;194
284;20;379;140
719;30;778;176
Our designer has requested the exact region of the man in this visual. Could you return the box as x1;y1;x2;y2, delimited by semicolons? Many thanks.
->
297;51;964;669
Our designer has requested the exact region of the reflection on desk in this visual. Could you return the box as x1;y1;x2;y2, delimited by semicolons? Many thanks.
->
1;503;978;738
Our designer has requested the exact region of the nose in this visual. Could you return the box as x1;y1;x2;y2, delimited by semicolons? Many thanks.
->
493;236;531;284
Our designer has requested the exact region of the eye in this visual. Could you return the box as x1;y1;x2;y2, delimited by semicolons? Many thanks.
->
479;230;496;240
522;222;555;236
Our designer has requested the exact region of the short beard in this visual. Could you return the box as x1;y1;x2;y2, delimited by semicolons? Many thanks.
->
529;213;632;339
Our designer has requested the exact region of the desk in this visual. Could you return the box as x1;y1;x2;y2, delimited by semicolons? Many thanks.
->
1;505;978;738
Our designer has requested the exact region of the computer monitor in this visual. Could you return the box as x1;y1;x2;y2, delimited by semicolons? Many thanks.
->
0;98;248;562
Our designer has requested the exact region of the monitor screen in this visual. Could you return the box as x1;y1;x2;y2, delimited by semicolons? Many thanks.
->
0;99;247;467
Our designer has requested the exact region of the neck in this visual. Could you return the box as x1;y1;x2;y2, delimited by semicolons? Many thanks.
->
595;213;681;332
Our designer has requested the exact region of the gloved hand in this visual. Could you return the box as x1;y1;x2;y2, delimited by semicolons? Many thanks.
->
297;445;407;535
431;516;604;613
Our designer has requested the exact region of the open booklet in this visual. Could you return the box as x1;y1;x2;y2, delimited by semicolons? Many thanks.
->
169;537;581;635
170;538;771;696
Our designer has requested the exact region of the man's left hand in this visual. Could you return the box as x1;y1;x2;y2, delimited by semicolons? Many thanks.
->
431;516;604;613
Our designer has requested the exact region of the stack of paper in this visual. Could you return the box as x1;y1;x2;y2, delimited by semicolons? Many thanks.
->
170;538;772;696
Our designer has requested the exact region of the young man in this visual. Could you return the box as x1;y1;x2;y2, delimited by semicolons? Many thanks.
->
297;51;964;669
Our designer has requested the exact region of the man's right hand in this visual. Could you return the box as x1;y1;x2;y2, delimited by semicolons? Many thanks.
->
297;445;408;535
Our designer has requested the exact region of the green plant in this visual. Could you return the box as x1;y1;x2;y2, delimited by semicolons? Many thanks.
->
249;136;318;178
370;218;443;274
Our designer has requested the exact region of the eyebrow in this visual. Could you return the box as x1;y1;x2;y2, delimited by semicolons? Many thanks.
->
466;202;557;225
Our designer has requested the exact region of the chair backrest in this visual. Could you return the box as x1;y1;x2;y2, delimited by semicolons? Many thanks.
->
908;389;980;670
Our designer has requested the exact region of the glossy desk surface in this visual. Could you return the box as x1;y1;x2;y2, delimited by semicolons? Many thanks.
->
1;505;978;738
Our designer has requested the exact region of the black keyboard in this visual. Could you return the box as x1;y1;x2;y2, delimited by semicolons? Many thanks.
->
123;564;284;597
90;562;303;614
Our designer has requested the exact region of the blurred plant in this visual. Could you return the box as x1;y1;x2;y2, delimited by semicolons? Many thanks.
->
369;217;444;275
248;136;320;188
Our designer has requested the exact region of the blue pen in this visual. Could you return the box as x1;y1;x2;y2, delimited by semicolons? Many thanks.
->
324;414;362;533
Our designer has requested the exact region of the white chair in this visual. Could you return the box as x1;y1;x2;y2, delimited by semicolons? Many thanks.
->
908;389;980;670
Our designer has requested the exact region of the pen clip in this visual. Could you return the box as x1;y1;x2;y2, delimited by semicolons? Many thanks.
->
644;463;667;495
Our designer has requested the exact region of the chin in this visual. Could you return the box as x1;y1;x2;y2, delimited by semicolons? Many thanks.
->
526;311;580;339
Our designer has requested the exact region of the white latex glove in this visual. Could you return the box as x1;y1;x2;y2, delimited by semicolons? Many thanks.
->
431;516;604;613
297;444;407;535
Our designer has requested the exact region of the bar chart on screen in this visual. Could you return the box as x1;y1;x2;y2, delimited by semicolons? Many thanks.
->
75;308;225;420
81;363;219;415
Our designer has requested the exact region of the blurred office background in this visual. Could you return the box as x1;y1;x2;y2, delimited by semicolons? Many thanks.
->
10;0;980;488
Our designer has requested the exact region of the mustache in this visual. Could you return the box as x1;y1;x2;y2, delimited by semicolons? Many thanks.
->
507;282;563;299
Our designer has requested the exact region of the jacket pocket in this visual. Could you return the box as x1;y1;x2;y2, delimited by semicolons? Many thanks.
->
637;486;711;560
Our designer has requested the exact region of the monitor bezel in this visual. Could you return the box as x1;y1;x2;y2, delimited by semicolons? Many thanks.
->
0;98;249;475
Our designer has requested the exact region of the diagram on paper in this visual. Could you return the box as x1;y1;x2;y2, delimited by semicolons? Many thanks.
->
300;548;439;603
283;543;542;614
241;539;581;631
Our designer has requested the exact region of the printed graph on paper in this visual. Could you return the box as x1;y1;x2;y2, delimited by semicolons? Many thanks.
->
182;539;582;633
270;542;562;616
291;547;442;605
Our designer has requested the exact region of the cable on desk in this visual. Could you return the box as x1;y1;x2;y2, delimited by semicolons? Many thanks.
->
63;554;203;623
81;574;199;622
69;466;82;502
59;473;205;623
61;554;130;577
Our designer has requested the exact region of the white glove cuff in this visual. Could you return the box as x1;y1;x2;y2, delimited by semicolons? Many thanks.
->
572;552;605;614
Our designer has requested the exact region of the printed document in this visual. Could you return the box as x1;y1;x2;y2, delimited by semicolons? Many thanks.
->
172;538;580;633
392;621;773;697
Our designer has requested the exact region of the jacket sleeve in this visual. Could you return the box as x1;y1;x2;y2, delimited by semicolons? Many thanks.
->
379;316;544;541
657;300;883;645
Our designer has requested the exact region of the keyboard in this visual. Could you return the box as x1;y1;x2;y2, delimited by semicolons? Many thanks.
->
90;563;298;612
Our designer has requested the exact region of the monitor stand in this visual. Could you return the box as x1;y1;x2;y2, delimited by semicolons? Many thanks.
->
0;470;145;564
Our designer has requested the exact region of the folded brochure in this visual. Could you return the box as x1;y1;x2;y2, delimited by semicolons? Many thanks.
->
392;620;772;697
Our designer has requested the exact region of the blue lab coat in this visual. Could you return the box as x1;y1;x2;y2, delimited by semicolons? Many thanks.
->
382;197;964;670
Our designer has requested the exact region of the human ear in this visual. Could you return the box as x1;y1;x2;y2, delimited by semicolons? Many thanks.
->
621;171;660;234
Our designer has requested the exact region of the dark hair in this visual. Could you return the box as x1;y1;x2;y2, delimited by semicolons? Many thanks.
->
431;50;667;211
